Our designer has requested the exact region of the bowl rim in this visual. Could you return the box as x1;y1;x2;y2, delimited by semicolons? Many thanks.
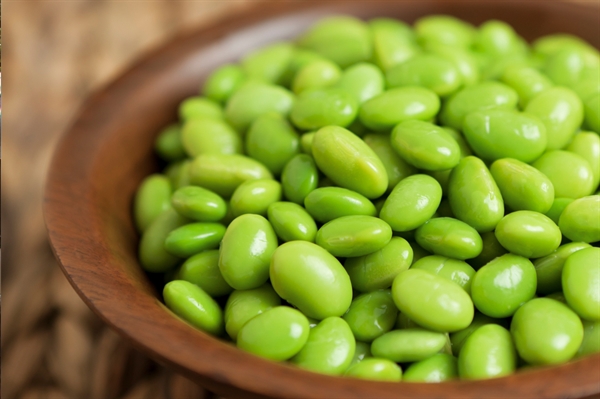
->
44;1;600;398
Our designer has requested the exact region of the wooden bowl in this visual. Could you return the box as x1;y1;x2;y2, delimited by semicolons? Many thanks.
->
45;1;600;398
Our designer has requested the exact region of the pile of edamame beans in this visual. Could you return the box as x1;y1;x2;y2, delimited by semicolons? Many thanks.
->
134;15;600;382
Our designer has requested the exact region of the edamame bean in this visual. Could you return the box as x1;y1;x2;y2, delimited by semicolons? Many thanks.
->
139;208;188;272
511;298;583;365
134;174;172;232
501;65;553;107
392;269;474;332
543;47;597;87
225;82;295;132
316;215;392;257
359;87;440;131
386;54;462;97
267;201;317;242
495;211;561;258
237;306;310;361
300;132;315;154
171;186;227;222
203;64;246;103
291;317;355;375
458;324;516;380
391;120;461;171
181;118;242;157
230;179;282;217
559;196;600;243
380;174;442;232
471;254;537;318
562;247;600;321
371;329;447;362
224;283;281;341
178;250;233;297
291;88;358;130
164;222;226;258
292;59;341;94
179;96;223;121
154;124;186;161
462;109;547;163
270;241;352;319
403;353;458;382
524;87;583;150
370;18;418;71
363;134;417;192
343;290;398;342
246;113;300;175
584;93;600;133
450;313;506;355
189;154;273;198
345;237;413;293
415;15;475;48
448;156;504;233
218;214;278;290
427;45;480;86
566;132;600;188
578;320;600;357
298;16;372;68
312;126;388;199
335;62;384;103
242;42;294;84
281;154;319;204
411;255;476;293
474;20;520;57
545;197;574;225
415;217;483;260
490;158;554;214
440;81;518;130
345;358;402;381
534;242;591;295
350;341;372;366
304;187;377;223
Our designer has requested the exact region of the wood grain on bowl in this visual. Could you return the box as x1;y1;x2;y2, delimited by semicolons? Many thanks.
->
45;1;600;398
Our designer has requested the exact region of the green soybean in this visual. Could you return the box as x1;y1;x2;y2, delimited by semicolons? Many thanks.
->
511;298;583;365
171;186;227;222
386;54;462;97
490;158;554;214
495;211;561;258
304;187;377;223
392;269;474;332
203;64;246;103
458;324;516;380
139;208;188;273
578;320;600;357
545;197;574;225
448;156;504;233
155;124;186;162
270;241;352;319
291;317;355;375
584;93;600;133
345;237;413;293
189;154;273;198
534;242;591;295
181;118;242;157
411;255;476;293
345;358;402;381
290;88;358;130
335;62;385;103
218;214;278;290
474;20;521;57
164;222;226;258
178;250;232;297
562;247;600;321
230;179;282;217
312;126;388;199
370;18;418;71
363;134;417;192
245;113;300;175
415;15;475;49
179;96;223;121
415;217;483;261
525;87;583;150
292;59;341;94
450;313;506;355
224;283;281;341
471;254;537;318
371;328;447;362
281;154;319;204
316;215;392;258
566;132;600;188
391;120;461;171
559;196;600;243
242;42;294;84
134;174;172;232
350;341;372;366
359;87;440;131
237;306;310;361
163;280;224;335
501;65;553;107
267;201;317;242
343;290;398;342
440;81;518;130
403;353;458;382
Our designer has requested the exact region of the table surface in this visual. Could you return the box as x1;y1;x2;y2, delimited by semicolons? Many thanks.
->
3;1;599;398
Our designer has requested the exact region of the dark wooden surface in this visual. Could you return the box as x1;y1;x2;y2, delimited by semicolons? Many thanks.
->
42;1;600;399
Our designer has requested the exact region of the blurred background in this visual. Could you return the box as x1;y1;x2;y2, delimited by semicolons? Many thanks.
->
3;2;253;398
2;1;598;398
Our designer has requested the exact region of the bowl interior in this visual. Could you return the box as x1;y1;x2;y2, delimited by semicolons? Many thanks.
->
45;1;600;398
